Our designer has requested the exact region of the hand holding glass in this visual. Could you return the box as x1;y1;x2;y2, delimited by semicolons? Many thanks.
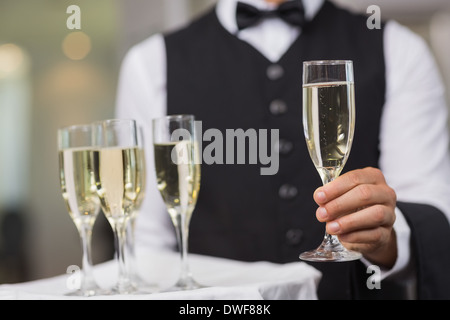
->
300;60;362;262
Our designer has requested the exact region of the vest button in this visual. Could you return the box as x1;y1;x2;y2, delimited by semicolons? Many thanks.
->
279;184;298;200
269;99;288;115
266;64;284;80
286;229;303;246
276;139;294;156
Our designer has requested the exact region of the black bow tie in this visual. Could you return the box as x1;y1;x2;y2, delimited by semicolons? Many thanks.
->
236;1;306;31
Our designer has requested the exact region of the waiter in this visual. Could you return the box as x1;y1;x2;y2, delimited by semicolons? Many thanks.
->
116;0;450;299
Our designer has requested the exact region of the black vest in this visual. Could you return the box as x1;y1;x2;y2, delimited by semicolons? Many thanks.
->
164;1;386;299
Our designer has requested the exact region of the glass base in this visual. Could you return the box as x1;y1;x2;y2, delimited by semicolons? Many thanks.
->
164;276;205;292
105;280;138;295
299;248;362;262
106;280;159;295
64;286;110;297
131;280;160;294
299;235;362;262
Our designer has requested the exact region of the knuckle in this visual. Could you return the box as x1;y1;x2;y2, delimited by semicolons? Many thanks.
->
348;170;362;186
387;186;397;204
372;205;386;225
366;230;379;245
367;167;383;179
339;233;354;243
372;228;383;243
327;199;343;214
357;184;372;202
369;166;382;176
338;215;352;232
391;208;397;225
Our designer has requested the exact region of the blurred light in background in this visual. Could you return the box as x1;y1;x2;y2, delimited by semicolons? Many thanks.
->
0;43;31;208
38;61;108;117
0;44;27;78
62;31;92;61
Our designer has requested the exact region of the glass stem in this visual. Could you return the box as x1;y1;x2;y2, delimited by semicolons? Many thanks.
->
175;213;191;282
113;221;131;291
78;224;97;291
126;217;136;277
320;168;343;249
125;216;138;281
321;233;343;250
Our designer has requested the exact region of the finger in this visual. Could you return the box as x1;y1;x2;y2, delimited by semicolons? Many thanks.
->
325;205;396;235
337;227;391;247
318;183;395;221
314;167;386;205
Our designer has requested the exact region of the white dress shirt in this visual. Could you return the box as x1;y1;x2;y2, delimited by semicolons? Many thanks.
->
115;0;450;281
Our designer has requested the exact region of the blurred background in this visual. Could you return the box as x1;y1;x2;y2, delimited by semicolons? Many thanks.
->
0;0;449;284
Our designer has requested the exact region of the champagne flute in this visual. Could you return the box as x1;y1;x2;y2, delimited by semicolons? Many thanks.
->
152;114;202;291
92;119;145;294
300;60;362;262
58;124;104;296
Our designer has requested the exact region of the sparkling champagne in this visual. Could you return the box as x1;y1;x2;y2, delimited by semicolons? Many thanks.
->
154;141;201;222
303;81;355;180
59;148;100;229
133;148;146;212
93;147;145;228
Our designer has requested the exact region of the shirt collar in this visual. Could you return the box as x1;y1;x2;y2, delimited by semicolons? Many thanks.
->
216;0;326;34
